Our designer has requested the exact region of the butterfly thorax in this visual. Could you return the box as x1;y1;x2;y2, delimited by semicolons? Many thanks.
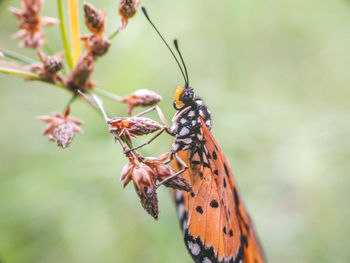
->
170;97;211;154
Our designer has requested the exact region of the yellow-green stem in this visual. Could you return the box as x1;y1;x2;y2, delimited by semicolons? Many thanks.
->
57;0;73;69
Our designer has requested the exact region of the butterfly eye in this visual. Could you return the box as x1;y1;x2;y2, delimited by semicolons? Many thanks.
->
174;86;185;109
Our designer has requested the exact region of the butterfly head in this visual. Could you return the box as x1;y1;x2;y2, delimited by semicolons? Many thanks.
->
173;85;194;110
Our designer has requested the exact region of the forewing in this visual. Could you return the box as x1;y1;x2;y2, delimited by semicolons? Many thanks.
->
172;119;265;263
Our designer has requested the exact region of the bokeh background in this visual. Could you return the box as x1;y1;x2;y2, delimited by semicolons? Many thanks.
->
1;0;350;262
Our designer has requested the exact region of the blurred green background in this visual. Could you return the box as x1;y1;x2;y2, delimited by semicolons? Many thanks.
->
1;0;350;262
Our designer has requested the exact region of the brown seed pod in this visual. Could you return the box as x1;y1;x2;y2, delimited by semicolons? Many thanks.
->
81;35;111;58
30;50;64;83
108;117;162;142
9;0;58;48
66;54;95;92
83;2;106;35
36;108;84;148
122;89;162;116
120;162;159;219
143;155;192;192
118;0;140;32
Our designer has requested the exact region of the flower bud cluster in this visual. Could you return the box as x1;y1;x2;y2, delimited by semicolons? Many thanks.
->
118;0;141;32
30;51;64;83
108;116;162;143
121;153;191;219
122;89;162;116
82;2;111;58
36;107;83;148
9;0;58;48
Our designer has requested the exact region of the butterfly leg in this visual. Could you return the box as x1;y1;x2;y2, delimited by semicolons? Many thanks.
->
157;152;188;187
124;106;173;153
124;127;166;153
134;106;172;133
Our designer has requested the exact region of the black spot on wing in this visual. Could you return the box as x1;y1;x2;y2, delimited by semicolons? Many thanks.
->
196;206;203;214
210;200;219;208
224;163;230;178
233;187;240;207
223;177;227;188
190;192;195;197
214;169;219;175
229;229;233;237
212;151;217;160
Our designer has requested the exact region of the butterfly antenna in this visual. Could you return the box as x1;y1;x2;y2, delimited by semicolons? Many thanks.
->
141;7;187;85
173;39;189;86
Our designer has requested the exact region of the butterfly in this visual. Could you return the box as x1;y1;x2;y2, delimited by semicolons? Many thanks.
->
142;7;266;263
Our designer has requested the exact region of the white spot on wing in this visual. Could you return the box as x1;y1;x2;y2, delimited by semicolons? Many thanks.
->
175;190;183;202
187;241;200;256
203;257;212;263
188;111;195;117
182;218;188;231
177;203;185;219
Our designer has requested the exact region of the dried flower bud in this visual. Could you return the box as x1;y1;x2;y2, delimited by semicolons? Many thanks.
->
83;2;106;35
137;188;158;220
9;0;58;48
120;162;159;219
66;54;95;91
50;122;75;148
108;117;162;143
36;109;83;148
143;155;192;192
31;51;64;83
81;35;111;58
122;89;162;116
0;51;3;59
41;52;64;75
118;0;140;32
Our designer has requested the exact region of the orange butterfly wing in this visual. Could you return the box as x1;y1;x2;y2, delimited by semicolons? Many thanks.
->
172;118;265;263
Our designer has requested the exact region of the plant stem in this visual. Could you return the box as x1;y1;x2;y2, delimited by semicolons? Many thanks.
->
62;93;78;112
94;88;123;102
68;0;81;66
0;48;37;64
0;67;41;80
109;28;119;40
91;93;109;121
57;0;73;69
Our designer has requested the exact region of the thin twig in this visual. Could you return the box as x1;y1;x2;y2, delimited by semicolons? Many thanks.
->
62;93;78;112
91;93;109;121
94;87;123;101
57;0;73;69
77;90;98;109
109;28;119;40
0;48;37;64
